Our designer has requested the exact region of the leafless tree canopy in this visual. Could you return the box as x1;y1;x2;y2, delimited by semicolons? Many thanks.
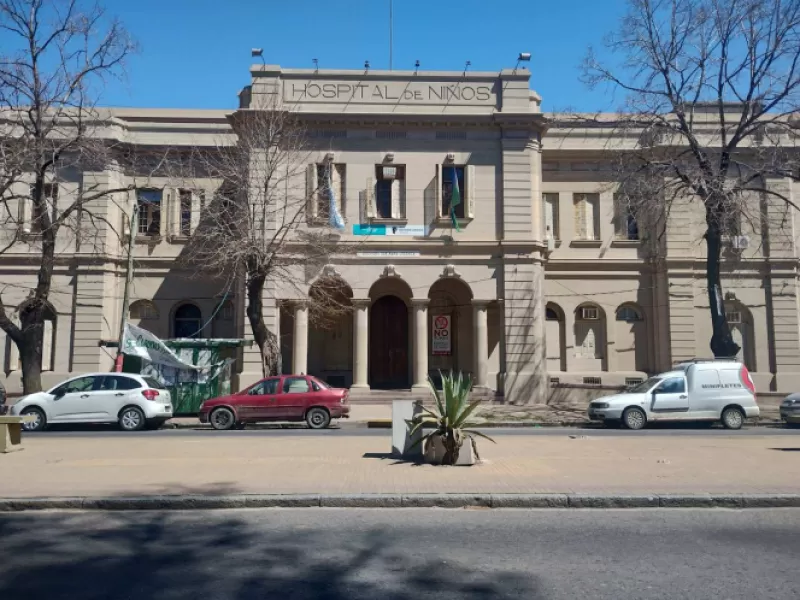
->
0;0;136;393
580;0;800;359
185;104;353;376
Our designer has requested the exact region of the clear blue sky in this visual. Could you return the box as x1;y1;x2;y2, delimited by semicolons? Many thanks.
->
100;0;628;112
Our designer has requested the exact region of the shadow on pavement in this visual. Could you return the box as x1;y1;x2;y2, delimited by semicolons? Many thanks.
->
0;510;540;599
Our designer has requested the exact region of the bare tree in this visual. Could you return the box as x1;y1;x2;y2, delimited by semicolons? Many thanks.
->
581;0;800;358
0;0;137;393
186;104;352;377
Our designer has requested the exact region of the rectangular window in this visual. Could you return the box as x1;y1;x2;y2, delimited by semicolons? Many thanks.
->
543;193;560;240
315;163;345;219
179;190;192;236
137;189;162;235
441;165;466;219
375;165;406;219
573;193;600;240
613;193;639;240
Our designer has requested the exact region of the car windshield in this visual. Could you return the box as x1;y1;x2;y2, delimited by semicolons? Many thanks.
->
628;377;662;393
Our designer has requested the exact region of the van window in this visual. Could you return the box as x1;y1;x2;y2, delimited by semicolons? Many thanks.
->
655;378;686;394
630;377;662;393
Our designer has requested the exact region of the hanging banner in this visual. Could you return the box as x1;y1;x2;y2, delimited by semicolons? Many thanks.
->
121;323;200;370
432;314;452;356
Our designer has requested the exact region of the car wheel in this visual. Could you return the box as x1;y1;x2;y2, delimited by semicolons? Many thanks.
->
21;407;46;432
119;407;146;431
210;407;236;431
622;407;647;430
721;406;744;430
306;407;331;430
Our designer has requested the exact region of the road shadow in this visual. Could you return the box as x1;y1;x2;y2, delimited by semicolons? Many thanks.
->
769;448;800;452
0;510;541;599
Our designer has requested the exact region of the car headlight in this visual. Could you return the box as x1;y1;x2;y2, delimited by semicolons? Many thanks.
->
782;398;797;407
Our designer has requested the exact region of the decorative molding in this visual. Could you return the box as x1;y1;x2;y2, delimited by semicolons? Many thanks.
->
440;264;463;279
380;264;402;279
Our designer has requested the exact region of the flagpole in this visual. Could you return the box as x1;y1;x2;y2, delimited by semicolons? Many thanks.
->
389;0;393;71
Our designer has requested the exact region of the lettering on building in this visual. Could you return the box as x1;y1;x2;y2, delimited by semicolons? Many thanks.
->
285;81;495;105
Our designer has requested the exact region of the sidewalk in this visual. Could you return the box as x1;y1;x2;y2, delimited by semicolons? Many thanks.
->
2;432;799;500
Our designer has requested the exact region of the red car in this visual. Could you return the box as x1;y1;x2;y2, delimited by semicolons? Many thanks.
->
199;375;350;430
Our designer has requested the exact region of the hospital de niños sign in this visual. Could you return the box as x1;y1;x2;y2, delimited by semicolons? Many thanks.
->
285;81;496;105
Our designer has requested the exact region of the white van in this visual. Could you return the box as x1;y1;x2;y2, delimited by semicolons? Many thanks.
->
587;360;759;430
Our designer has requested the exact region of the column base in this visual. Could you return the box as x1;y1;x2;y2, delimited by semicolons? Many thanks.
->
349;383;371;390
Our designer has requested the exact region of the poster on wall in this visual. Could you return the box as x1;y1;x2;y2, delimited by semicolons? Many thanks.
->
432;314;451;356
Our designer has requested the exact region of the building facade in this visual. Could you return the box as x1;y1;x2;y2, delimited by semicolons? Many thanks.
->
1;65;799;401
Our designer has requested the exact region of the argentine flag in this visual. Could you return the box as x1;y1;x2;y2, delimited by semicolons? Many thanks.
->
327;165;345;230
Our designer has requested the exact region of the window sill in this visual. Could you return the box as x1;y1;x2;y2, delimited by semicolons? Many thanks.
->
128;234;163;243
167;234;192;243
569;239;602;248
369;218;408;225
434;216;473;227
610;239;641;248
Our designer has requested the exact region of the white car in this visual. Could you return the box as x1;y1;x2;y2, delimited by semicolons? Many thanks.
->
10;373;173;432
587;359;760;430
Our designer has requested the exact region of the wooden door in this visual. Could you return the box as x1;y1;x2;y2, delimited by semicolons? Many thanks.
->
370;295;409;389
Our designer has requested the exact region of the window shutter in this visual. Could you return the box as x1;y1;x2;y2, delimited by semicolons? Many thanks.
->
190;190;203;233
364;177;376;219
545;196;555;239
19;183;32;231
613;193;623;238
466;165;476;219
586;196;597;240
391;179;401;219
306;164;318;219
574;195;587;239
42;319;53;371
170;188;180;237
332;164;344;213
7;318;20;371
435;164;443;217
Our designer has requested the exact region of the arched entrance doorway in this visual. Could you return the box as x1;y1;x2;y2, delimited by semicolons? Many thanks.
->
370;295;409;388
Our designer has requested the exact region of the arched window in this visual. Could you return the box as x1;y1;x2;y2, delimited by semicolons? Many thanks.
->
173;303;202;338
616;305;642;322
129;300;159;320
615;303;648;372
575;304;606;363
545;303;566;372
725;302;755;371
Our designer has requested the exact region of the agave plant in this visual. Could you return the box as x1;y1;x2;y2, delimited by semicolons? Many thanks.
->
408;371;495;465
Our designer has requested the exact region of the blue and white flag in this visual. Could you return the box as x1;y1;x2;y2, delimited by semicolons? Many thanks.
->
327;165;345;230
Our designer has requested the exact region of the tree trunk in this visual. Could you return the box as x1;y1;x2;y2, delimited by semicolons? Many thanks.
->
19;307;45;394
246;270;281;377
705;225;741;359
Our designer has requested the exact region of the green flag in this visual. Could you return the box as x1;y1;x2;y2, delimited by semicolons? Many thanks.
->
449;166;461;232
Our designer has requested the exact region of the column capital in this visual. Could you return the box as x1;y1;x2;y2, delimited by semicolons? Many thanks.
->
286;299;309;310
351;298;371;308
411;299;430;308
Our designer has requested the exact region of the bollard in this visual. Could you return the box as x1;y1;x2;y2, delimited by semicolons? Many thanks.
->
391;399;423;458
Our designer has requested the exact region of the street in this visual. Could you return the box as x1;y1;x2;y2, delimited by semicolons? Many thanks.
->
27;423;800;438
1;508;798;599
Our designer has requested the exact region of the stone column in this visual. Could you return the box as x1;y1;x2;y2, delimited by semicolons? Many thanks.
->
292;301;308;375
412;299;429;389
351;299;370;389
472;300;490;388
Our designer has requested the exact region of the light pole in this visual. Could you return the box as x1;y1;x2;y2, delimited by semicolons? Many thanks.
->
115;203;137;372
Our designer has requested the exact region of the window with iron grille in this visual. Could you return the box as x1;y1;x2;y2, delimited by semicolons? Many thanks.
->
625;377;644;387
583;376;602;386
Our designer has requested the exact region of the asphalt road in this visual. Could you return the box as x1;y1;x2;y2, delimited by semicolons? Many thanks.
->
27;423;800;437
1;508;798;600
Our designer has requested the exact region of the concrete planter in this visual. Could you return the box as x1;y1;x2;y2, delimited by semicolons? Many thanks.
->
424;434;476;466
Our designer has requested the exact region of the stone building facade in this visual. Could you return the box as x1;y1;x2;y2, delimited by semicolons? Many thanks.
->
1;64;799;401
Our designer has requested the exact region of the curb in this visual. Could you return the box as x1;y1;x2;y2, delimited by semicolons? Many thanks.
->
2;493;800;512
166;420;787;430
